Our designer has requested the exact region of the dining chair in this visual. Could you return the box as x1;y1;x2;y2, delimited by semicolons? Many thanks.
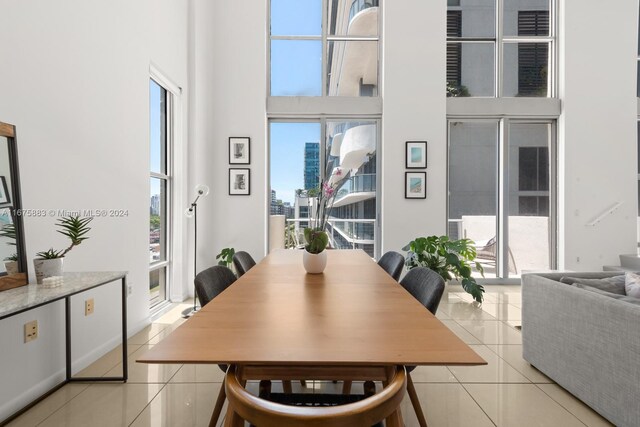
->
399;267;445;427
194;265;237;426
341;267;445;427
377;251;405;281
232;251;256;277
224;365;407;427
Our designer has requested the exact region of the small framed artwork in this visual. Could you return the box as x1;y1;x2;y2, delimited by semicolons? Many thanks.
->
405;141;427;169
405;172;426;199
229;137;250;164
0;177;10;205
229;168;251;196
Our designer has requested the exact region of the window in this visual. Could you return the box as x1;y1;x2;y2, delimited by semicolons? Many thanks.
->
149;79;172;308
446;0;554;97
269;120;379;257
270;0;380;97
448;120;555;278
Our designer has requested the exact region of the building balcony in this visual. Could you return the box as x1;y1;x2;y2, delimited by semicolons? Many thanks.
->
333;173;376;208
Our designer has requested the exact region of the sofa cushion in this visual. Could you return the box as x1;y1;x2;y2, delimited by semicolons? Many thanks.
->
571;283;640;306
625;272;640;298
560;275;626;295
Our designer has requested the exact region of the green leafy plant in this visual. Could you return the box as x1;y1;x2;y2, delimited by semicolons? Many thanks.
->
4;253;18;262
0;223;17;246
304;228;329;254
35;215;93;259
285;223;298;249
402;236;485;303
216;247;235;268
446;81;470;97
36;248;64;259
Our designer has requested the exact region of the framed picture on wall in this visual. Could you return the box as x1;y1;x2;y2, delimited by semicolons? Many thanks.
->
405;172;426;199
229;168;250;196
405;141;427;169
229;137;250;164
0;176;10;205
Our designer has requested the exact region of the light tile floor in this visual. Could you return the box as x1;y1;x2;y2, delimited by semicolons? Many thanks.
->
7;285;614;427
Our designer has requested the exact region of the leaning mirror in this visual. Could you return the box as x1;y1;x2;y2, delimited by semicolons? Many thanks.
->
0;121;28;290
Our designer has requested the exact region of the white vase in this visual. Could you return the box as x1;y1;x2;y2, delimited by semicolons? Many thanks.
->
33;258;64;284
4;261;19;275
303;250;327;274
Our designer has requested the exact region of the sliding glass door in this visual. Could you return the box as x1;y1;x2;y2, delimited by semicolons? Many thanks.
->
448;119;556;278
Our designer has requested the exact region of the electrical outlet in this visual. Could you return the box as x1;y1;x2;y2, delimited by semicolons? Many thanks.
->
24;320;38;343
85;298;94;316
128;284;133;295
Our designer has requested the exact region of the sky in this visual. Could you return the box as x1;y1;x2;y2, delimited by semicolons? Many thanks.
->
270;0;322;96
150;79;163;203
270;122;320;205
269;1;323;205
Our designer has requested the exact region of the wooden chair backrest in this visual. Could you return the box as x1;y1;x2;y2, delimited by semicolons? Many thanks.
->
224;365;406;427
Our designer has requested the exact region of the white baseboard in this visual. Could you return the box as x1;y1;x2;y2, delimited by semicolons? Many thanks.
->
0;316;151;422
0;369;65;421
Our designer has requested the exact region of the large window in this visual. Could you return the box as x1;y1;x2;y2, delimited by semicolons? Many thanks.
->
149;79;172;308
269;120;379;257
270;0;380;97
447;0;554;98
448;120;555;278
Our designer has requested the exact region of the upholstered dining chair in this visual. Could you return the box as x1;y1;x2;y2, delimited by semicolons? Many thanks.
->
399;267;445;427
194;265;237;426
232;251;256;277
224;365;407;427
377;251;405;282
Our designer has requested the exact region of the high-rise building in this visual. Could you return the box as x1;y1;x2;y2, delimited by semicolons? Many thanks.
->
150;194;160;216
304;142;320;191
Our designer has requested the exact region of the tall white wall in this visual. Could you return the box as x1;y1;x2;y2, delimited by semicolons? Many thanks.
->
190;0;268;275
0;0;189;419
382;0;447;252
559;0;639;270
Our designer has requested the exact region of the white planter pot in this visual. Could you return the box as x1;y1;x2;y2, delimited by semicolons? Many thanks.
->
303;250;327;274
33;258;64;284
4;261;19;275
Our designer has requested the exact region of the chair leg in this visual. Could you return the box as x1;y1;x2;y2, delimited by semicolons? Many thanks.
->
386;408;404;427
259;380;272;399
407;373;428;427
342;380;352;394
283;380;293;393
209;381;226;427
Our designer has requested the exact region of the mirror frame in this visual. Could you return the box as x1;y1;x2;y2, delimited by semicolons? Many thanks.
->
0;121;28;290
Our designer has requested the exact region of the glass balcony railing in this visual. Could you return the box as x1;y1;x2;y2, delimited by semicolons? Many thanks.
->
335;174;376;200
349;0;379;21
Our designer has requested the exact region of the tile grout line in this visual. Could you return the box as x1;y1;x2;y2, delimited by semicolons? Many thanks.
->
532;383;594;427
34;383;93;427
127;323;184;427
127;382;169;427
458;382;498;427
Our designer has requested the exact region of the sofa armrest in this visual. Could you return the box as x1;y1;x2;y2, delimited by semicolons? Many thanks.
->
522;274;640;427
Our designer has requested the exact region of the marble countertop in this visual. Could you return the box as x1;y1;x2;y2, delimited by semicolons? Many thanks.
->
0;271;127;319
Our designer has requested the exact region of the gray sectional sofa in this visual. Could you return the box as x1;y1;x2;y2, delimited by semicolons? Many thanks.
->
522;272;640;427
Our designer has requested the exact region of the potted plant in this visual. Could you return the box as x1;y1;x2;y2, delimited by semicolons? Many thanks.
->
33;215;93;284
3;253;19;275
403;235;485;303
302;179;338;274
216;247;236;275
0;223;19;275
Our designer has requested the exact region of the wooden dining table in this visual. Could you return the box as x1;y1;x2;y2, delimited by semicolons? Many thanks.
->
138;249;485;426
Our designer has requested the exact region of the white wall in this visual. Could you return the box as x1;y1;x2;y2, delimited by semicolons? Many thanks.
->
0;0;189;419
190;0;268;276
381;0;447;253
559;0;639;270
